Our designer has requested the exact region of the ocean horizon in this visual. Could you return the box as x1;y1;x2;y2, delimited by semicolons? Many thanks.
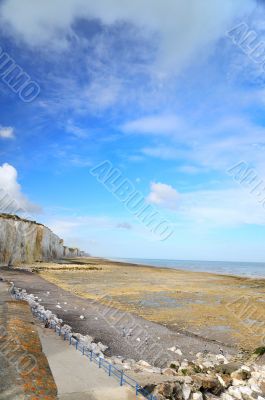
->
109;257;265;278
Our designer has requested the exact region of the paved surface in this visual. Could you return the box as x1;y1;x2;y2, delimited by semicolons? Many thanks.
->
0;281;57;400
0;281;23;400
37;323;143;400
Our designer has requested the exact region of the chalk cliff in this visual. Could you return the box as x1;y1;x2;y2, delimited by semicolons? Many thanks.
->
0;214;84;265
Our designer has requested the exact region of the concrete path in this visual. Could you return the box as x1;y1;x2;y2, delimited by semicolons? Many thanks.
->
37;323;144;400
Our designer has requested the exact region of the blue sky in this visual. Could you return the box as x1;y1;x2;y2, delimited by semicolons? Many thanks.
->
1;0;265;261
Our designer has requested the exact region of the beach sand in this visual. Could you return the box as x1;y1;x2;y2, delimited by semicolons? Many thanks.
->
1;258;264;365
22;258;265;349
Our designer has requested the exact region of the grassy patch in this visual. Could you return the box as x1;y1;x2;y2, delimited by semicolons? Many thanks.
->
254;347;265;356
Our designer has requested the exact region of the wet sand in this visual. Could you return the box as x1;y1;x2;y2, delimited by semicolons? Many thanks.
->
0;265;237;367
32;257;265;351
1;257;264;365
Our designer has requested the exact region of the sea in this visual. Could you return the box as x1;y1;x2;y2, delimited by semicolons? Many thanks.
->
110;258;265;278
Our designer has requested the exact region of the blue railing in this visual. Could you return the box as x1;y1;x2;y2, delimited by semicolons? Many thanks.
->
30;307;157;400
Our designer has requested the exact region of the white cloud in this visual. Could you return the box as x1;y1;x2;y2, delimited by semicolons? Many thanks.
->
0;0;255;74
40;73;123;116
142;145;183;160
122;115;183;135
0;126;15;139
65;119;88;139
0;163;41;213
180;188;265;227
45;215;135;250
67;156;92;167
146;181;265;227
83;77;122;111
146;182;180;210
48;215;129;236
137;115;265;173
177;165;204;174
116;222;132;230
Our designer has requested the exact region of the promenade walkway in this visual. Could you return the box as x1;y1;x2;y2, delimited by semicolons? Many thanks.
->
37;323;143;400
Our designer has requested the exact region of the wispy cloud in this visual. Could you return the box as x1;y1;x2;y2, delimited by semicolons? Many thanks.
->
177;165;204;175
141;145;183;160
0;0;254;75
65;119;89;139
121;115;183;135
47;216;115;237
116;222;132;230
135;115;265;173
0;126;15;139
48;216;134;236
146;178;265;228
180;187;265;227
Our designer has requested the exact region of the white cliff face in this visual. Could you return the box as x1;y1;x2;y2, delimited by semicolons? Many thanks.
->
0;214;82;265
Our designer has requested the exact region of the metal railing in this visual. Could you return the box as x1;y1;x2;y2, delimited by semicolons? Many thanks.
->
26;304;157;400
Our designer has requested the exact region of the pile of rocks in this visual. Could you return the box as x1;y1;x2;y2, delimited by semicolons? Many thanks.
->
12;285;265;400
106;350;265;399
150;352;265;400
13;286;108;359
106;357;161;373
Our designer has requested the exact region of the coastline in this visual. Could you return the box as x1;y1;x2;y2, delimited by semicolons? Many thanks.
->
0;266;237;367
2;257;264;352
10;276;265;400
40;257;265;350
1;259;265;400
108;257;265;279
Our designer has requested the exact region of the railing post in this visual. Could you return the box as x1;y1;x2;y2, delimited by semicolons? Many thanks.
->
29;302;158;400
120;371;124;386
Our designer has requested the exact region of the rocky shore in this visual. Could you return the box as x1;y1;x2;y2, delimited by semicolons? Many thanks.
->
11;281;265;400
0;267;236;365
1;259;264;400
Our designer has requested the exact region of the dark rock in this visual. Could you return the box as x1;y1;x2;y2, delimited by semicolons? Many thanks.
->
192;374;223;395
203;392;220;399
216;362;242;375
154;382;183;400
231;368;251;381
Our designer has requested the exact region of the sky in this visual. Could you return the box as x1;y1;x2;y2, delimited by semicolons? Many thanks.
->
1;0;265;261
